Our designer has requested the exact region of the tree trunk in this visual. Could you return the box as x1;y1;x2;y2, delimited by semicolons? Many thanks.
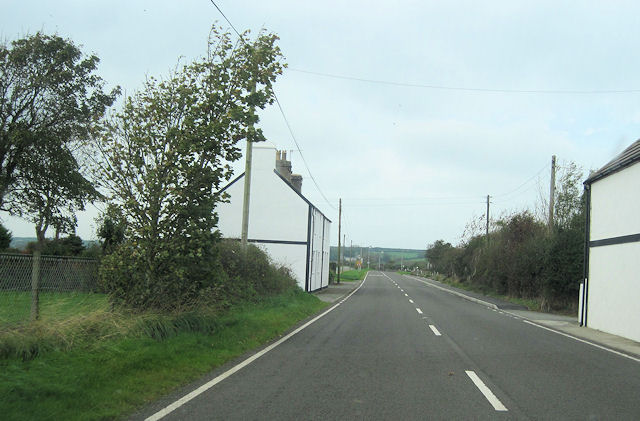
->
30;230;45;321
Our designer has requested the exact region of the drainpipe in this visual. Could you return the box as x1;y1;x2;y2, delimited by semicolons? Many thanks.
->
581;183;591;327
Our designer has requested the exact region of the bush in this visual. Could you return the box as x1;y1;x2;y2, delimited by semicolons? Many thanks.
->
99;238;297;312
425;209;584;313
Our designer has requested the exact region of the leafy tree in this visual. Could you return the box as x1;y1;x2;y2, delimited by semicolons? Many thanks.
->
0;222;11;250
97;27;285;310
26;233;86;256
96;204;126;254
0;32;118;210
425;240;460;277
12;139;98;319
554;161;584;230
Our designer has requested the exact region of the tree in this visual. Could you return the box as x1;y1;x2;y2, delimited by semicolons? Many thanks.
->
0;222;11;250
96;204;126;254
11;139;98;320
97;27;285;310
0;32;118;210
554;161;584;230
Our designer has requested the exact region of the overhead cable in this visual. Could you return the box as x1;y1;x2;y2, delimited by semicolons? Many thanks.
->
209;0;337;211
289;68;640;95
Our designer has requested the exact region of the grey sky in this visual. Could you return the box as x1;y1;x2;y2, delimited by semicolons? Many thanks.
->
2;1;639;249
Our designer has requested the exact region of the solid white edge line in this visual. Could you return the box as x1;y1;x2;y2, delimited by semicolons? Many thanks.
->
429;324;442;336
416;308;423;314
521;320;640;363
404;275;499;310
465;370;508;411
145;274;369;421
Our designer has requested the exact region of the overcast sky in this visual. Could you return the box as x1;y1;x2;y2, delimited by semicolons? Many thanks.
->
2;1;639;249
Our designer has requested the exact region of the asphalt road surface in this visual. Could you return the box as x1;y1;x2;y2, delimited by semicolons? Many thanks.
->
145;271;640;420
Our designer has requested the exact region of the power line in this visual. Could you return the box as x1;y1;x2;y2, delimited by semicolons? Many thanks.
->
289;68;640;95
209;1;337;211
209;0;243;39
492;163;549;198
273;96;337;210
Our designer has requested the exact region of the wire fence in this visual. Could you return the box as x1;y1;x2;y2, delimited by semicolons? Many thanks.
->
0;253;102;328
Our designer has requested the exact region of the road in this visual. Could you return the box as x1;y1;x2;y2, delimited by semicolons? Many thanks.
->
144;271;640;420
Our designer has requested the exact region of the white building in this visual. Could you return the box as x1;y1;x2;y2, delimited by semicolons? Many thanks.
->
581;139;640;342
216;143;331;292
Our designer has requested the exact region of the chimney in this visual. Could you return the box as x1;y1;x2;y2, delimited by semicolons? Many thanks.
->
275;149;292;181
291;174;303;193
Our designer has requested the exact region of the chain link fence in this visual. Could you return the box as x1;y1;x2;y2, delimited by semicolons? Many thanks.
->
0;253;102;328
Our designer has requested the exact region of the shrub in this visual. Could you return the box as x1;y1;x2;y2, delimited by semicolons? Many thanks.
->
99;238;297;312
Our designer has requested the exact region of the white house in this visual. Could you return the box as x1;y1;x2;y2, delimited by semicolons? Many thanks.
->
581;139;640;342
216;143;331;292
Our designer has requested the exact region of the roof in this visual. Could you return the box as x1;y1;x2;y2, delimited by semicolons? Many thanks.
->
585;139;640;185
273;170;332;223
217;171;332;223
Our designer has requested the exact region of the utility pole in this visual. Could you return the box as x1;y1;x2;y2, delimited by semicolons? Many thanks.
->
486;194;490;241
240;82;257;249
337;198;342;284
548;155;556;231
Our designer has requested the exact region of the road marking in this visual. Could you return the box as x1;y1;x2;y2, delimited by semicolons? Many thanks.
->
145;274;369;421
465;370;508;411
429;325;442;336
416;308;423;314
522;320;640;363
404;275;499;310
409;299;414;303
404;293;408;297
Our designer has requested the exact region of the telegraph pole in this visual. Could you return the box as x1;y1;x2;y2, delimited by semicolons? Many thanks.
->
240;81;257;248
337;198;342;284
548;155;556;231
486;194;490;241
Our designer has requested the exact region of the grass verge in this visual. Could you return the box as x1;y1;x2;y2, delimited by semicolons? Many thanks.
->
0;289;327;421
337;268;369;282
405;272;549;313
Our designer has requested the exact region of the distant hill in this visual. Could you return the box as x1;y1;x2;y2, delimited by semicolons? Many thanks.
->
330;246;424;264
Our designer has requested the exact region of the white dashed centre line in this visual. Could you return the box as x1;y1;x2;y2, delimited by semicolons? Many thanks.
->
409;299;414;303
416;308;423;314
465;370;508;411
429;325;442;336
404;293;408;297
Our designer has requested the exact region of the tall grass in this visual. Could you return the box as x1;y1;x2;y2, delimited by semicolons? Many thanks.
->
0;289;327;421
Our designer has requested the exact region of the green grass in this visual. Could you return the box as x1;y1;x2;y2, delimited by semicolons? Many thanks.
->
0;289;328;421
414;272;578;314
338;269;369;281
0;292;109;327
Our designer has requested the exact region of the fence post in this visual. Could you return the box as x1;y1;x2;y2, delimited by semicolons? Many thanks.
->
30;249;41;321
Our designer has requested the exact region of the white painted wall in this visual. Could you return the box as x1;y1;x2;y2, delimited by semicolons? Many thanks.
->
590;161;640;241
587;160;640;342
587;242;640;342
254;242;308;290
216;142;331;291
308;207;330;291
